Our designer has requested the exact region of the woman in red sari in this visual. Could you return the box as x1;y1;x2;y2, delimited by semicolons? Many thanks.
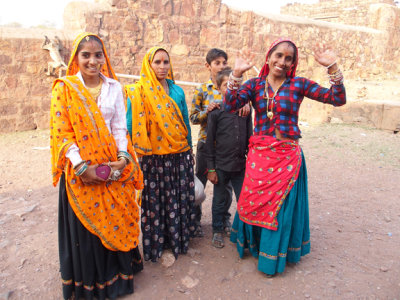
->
50;32;143;299
225;38;346;276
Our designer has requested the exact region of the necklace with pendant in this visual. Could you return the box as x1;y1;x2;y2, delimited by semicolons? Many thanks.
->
264;79;285;119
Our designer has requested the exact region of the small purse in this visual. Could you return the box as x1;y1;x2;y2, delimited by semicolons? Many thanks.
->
95;164;112;180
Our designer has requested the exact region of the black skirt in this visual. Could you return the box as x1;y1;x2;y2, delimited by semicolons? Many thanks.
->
140;150;196;262
58;174;143;300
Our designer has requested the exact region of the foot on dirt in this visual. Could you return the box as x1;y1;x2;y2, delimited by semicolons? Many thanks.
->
160;250;176;268
224;221;231;236
212;233;224;248
194;225;204;237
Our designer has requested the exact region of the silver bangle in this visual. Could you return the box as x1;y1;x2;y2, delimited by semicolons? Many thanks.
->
326;61;337;69
230;71;243;81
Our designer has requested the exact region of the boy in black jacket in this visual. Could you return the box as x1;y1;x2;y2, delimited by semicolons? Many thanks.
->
205;68;253;248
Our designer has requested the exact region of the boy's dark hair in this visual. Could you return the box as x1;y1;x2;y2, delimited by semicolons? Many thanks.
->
216;67;232;88
206;48;228;65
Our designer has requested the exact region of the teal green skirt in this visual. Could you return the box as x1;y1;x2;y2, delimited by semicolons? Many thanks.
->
230;152;310;275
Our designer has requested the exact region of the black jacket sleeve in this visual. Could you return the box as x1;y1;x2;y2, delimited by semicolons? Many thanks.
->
205;109;219;170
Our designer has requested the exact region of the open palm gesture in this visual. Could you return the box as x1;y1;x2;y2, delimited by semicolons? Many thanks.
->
233;48;256;77
313;43;337;67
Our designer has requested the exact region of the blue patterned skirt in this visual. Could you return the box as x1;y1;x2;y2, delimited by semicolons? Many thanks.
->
230;152;310;275
140;150;196;262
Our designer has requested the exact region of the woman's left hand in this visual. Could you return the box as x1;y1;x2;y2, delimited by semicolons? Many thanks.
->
313;43;337;67
109;159;126;172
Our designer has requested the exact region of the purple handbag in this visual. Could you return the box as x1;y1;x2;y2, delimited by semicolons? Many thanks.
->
95;164;111;180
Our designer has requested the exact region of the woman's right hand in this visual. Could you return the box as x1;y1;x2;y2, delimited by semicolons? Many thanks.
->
207;172;218;185
206;101;221;113
80;164;106;185
233;48;256;78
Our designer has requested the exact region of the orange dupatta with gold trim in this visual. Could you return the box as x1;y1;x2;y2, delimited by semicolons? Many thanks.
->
50;33;143;251
125;47;190;156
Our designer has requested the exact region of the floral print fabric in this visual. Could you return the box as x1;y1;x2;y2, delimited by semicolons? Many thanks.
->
238;135;302;230
139;151;196;261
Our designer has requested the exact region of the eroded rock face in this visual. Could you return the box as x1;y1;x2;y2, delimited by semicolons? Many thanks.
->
0;0;399;132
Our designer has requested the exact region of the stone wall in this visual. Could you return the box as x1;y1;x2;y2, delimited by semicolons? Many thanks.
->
0;28;76;132
281;0;395;27
63;0;400;81
0;0;400;132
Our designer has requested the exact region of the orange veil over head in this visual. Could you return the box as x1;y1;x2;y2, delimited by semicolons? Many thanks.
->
125;46;189;156
50;32;143;251
66;32;117;79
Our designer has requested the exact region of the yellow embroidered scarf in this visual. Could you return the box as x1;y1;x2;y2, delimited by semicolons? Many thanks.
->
50;32;143;251
125;46;189;156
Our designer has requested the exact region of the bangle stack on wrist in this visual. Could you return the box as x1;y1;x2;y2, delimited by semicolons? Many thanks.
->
74;161;88;176
328;68;344;85
326;61;337;69
117;151;131;165
227;72;243;90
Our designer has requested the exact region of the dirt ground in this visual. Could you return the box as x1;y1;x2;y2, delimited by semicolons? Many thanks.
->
1;119;400;299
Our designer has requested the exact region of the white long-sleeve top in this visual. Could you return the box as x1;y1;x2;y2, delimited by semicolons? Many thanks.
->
66;72;128;167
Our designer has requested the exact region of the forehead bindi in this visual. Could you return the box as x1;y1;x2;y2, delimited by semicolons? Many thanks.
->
153;50;169;62
79;41;103;54
273;43;294;57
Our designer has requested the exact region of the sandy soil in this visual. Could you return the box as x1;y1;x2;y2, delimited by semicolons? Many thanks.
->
0;121;400;300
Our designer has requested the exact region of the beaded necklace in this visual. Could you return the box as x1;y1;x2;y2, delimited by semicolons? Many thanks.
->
263;79;285;119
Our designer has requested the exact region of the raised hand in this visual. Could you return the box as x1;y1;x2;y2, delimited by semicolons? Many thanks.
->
233;48;256;78
313;43;337;68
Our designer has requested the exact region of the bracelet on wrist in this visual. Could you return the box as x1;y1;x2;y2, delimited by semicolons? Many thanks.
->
73;160;86;170
208;169;216;173
117;151;131;165
230;72;243;81
75;161;88;176
326;61;337;69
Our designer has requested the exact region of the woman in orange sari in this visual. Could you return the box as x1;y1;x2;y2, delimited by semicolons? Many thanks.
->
50;33;143;299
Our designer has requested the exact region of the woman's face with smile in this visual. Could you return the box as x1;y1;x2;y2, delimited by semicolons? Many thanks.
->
267;42;295;80
76;40;105;80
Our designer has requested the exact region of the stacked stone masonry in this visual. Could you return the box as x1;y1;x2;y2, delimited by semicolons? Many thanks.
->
0;0;399;132
281;0;395;27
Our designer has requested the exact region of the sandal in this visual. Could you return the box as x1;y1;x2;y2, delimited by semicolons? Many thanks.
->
224;221;232;236
212;233;224;248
